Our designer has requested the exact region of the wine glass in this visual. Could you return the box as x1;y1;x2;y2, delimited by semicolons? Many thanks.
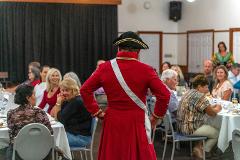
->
1;98;8;115
232;97;238;105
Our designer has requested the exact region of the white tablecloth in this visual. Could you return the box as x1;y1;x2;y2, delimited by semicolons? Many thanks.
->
0;122;72;160
0;92;72;159
207;111;240;152
0;92;18;114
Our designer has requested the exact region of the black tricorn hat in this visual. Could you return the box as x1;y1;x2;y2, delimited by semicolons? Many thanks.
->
113;31;149;49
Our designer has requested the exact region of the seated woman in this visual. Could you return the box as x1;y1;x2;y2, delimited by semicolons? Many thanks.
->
38;68;62;113
162;61;171;72
27;67;41;87
171;65;187;87
177;75;222;159
7;84;53;159
212;65;233;100
63;72;81;88
51;78;92;148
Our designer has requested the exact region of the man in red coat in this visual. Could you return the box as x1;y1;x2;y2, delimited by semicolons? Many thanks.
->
80;31;170;160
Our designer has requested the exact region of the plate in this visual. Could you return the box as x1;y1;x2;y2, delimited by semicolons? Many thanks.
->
0;125;6;128
0;115;6;118
50;121;57;125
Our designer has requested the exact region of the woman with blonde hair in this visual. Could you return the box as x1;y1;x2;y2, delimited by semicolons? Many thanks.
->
171;65;187;87
212;65;233;100
51;78;92;147
38;68;62;113
63;72;81;88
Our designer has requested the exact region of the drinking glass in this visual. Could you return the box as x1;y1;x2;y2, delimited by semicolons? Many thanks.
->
232;97;238;105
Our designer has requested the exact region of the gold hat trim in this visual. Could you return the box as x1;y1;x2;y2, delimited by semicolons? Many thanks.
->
114;38;148;49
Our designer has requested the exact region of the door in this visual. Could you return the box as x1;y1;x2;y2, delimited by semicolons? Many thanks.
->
188;31;213;73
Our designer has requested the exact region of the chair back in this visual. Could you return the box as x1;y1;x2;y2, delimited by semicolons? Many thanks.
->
90;118;98;148
163;111;175;138
232;129;240;160
12;123;54;160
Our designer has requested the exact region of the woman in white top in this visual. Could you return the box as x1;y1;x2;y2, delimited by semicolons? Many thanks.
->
34;65;50;105
212;65;233;100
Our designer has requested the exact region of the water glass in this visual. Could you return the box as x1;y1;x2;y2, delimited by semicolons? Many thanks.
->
232;97;238;105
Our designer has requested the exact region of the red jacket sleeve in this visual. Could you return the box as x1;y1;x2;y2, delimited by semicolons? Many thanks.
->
148;68;170;118
38;91;47;109
80;65;103;115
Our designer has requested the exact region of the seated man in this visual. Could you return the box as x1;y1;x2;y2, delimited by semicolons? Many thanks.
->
161;69;179;122
177;75;222;159
203;60;214;94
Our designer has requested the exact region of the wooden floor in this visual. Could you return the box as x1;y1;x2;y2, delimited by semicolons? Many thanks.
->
153;130;234;160
88;120;234;160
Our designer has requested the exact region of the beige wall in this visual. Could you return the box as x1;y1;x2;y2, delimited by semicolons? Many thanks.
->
118;0;178;32
118;0;240;67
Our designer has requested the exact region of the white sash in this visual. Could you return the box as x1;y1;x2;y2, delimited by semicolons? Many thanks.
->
110;58;152;144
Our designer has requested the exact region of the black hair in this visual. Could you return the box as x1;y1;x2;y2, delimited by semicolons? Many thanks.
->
40;65;50;72
192;75;209;89
14;84;34;105
119;47;140;52
218;41;227;52
162;61;171;68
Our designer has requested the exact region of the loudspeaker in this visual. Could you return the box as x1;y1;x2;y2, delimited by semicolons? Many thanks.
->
169;1;182;22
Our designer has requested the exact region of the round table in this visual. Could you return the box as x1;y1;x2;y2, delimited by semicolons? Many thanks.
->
207;108;240;152
0;121;72;159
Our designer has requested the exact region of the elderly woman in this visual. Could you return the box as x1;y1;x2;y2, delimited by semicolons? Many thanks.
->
27;67;41;87
212;65;233;100
7;84;53;159
177;75;222;159
171;65;187;87
38;68;62;113
161;69;178;121
51;78;92;147
63;72;81;88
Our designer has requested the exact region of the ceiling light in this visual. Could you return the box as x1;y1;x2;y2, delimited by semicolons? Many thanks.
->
186;0;195;2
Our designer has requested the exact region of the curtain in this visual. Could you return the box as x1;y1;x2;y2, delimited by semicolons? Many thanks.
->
0;2;118;83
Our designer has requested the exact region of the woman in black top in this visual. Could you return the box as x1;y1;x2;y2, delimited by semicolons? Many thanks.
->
51;78;92;147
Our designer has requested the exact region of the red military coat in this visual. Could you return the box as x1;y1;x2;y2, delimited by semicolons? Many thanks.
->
80;51;170;160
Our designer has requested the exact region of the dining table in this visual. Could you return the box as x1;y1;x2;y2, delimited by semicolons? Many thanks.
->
0;91;72;159
206;98;240;152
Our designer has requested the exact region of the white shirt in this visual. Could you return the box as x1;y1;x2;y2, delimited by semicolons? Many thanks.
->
34;82;46;106
212;80;233;99
228;71;240;95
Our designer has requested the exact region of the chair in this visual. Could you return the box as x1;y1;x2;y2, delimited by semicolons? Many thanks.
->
71;118;98;160
0;72;9;87
162;112;207;160
12;123;55;160
232;129;240;160
146;96;167;143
